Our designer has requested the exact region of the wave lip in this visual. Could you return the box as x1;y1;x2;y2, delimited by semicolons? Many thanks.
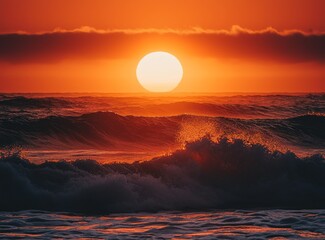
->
0;137;324;214
1;111;325;154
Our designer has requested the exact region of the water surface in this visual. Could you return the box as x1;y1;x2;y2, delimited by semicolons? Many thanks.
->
1;210;324;239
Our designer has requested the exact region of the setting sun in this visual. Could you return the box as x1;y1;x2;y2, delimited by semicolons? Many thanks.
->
136;51;183;92
0;1;324;239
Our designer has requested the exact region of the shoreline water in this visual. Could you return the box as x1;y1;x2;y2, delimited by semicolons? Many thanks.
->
1;209;324;239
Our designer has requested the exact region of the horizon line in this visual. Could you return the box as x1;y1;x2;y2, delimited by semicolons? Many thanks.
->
0;91;324;95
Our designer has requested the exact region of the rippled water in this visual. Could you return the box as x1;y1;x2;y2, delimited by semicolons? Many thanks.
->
0;210;324;239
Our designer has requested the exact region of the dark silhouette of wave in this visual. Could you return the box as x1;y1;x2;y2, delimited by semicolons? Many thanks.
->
274;115;325;145
0;112;180;148
0;137;324;214
0;111;324;149
0;96;71;108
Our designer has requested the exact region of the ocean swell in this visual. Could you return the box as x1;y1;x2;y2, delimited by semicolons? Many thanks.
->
0;137;324;214
1;112;325;151
0;96;71;109
1;94;325;119
0;112;180;149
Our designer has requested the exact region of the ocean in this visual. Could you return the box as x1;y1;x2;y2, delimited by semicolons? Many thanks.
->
0;93;324;239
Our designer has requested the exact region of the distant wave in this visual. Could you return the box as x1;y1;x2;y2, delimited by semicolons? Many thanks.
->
121;101;325;118
0;94;325;119
0;137;324;214
1;111;325;150
0;96;71;108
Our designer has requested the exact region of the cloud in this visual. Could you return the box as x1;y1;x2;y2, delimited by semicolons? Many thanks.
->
0;26;324;63
0;136;324;214
16;25;325;36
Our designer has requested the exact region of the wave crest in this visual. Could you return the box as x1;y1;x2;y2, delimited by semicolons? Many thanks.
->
1;112;325;153
0;137;324;213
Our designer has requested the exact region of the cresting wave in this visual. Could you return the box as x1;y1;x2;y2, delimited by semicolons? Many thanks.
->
0;137;324;214
0;111;325;150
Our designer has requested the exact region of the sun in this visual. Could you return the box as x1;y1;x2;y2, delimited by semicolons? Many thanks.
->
136;51;183;92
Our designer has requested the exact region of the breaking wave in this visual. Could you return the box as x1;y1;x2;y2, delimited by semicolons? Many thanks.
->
1;111;325;150
0;137;324;214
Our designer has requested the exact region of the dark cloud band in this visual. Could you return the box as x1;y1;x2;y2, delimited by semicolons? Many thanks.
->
0;27;324;63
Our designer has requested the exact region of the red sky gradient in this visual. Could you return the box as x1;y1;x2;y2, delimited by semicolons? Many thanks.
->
0;0;324;92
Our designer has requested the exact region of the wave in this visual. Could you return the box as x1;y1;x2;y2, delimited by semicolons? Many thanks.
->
276;115;325;144
0;96;71;109
0;137;324;214
1;94;325;119
116;100;325;119
1;111;325;151
0;112;180;149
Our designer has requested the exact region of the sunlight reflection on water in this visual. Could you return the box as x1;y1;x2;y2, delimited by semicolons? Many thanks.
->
0;209;324;239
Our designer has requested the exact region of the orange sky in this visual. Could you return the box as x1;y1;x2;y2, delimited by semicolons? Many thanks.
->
0;0;324;92
1;0;325;33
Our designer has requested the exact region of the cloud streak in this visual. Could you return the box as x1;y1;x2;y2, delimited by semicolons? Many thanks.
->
0;26;324;63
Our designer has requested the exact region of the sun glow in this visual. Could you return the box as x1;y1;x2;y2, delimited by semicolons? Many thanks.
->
136;51;183;92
